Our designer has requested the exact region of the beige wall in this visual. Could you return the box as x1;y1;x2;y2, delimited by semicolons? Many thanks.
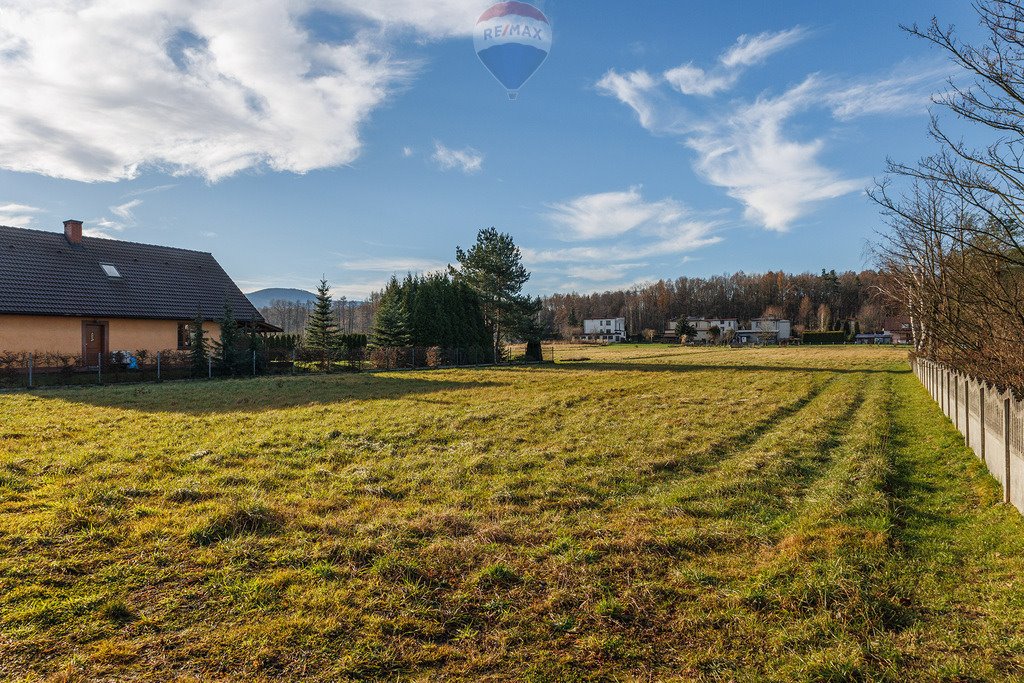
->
0;315;223;355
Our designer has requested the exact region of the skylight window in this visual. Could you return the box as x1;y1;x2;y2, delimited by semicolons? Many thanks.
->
101;263;121;278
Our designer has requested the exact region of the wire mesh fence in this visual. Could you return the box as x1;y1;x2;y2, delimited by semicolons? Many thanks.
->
0;343;555;389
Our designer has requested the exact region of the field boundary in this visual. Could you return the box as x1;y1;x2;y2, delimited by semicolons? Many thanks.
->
913;357;1024;514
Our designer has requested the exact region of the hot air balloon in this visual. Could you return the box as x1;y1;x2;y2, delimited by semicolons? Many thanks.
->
474;2;551;100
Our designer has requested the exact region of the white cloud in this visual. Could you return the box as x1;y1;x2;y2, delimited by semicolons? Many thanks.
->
563;263;645;281
546;187;686;240
402;146;414;157
662;26;808;99
663;64;736;97
432;142;484;174
124;184;177;197
596;69;661;129
687;78;866;231
0;203;42;227
720;27;808;68
0;1;486;182
527;188;721;269
342;257;448;273
598;28;885;231
825;64;949;120
327;0;489;38
111;199;143;222
85;198;146;237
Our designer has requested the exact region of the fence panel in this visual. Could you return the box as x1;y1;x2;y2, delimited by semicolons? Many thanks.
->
984;387;1006;486
1011;396;1024;512
956;374;968;434
915;359;1023;515
968;379;984;460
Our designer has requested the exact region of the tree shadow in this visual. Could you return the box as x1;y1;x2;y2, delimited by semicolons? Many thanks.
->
27;373;504;415
545;361;911;375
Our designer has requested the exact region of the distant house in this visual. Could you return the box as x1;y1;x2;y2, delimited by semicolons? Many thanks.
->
856;333;893;345
734;318;792;345
582;317;626;342
682;317;739;343
882;316;913;345
0;221;277;359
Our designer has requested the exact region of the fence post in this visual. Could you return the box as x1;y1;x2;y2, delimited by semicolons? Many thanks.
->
940;368;945;415
954;373;959;430
252;349;256;377
157;351;161;381
208;357;212;380
27;352;33;389
964;378;970;448
1005;396;1012;504
946;369;951;418
946;370;954;419
411;347;416;370
98;353;102;384
980;384;987;463
292;348;296;375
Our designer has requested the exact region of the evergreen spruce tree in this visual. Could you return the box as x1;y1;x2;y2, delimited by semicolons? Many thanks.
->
305;278;341;368
188;311;208;377
213;303;243;376
247;331;267;375
567;308;580;330
371;276;411;347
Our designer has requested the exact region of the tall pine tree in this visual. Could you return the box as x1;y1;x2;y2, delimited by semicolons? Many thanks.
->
451;227;540;360
305;278;340;369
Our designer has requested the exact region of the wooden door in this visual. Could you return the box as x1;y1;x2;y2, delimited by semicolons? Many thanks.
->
83;323;105;365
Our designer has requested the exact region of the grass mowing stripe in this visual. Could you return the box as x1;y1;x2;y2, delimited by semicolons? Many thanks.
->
661;373;867;524
5;347;1024;681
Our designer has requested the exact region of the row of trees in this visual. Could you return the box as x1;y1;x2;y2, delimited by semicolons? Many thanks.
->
371;228;542;358
185;305;267;376
539;270;903;339
371;274;491;348
873;0;1024;390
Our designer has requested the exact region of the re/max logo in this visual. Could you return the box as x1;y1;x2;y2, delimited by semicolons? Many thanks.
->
481;23;544;41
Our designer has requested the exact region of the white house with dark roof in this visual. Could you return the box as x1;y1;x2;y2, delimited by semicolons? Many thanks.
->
682;317;739;342
582;317;626;342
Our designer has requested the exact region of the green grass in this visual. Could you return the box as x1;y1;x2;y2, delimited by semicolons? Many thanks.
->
2;345;1024;681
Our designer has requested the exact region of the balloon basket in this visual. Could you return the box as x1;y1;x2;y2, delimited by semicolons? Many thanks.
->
507;91;518;101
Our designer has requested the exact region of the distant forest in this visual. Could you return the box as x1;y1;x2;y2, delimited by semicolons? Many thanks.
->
539;269;903;339
259;297;377;336
261;268;903;340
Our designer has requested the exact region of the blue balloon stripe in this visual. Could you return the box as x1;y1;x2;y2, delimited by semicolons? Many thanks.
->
476;43;548;92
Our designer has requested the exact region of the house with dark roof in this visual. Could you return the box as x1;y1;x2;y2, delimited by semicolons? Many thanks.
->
0;220;276;359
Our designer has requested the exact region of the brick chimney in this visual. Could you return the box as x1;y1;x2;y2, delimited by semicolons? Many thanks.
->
63;219;83;245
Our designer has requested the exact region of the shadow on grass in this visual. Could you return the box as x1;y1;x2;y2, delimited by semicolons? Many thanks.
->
547;361;911;375
26;373;504;415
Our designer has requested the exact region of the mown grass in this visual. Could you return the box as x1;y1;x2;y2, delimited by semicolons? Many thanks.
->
2;345;1024;681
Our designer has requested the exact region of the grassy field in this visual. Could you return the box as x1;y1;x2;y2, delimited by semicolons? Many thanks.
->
2;345;1024;681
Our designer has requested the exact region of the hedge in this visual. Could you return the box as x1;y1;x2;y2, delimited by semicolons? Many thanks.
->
801;331;847;345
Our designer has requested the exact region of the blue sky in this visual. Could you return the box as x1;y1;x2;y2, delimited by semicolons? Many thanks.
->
0;1;980;298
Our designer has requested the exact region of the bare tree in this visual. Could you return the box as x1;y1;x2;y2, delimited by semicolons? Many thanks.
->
872;0;1024;387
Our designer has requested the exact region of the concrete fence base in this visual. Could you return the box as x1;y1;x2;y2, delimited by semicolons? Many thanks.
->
914;358;1024;514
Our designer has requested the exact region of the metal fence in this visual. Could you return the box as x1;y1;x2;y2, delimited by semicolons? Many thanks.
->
914;357;1024;514
0;344;555;390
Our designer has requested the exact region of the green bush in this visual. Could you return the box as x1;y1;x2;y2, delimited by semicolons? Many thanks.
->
801;331;847;345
